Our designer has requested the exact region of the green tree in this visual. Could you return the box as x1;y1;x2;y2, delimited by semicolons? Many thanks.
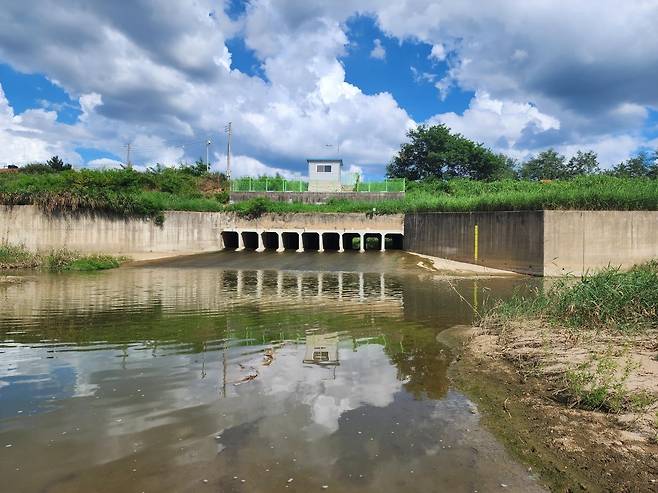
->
646;150;658;179
386;124;513;181
566;150;599;176
519;149;568;180
46;155;72;172
180;158;208;176
611;151;651;178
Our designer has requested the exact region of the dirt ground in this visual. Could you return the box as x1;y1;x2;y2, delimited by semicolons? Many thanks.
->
449;322;658;493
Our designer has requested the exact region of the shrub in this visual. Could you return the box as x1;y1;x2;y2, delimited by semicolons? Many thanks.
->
0;244;40;269
564;350;655;413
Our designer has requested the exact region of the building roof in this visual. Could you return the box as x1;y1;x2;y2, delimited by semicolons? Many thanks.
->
306;158;343;165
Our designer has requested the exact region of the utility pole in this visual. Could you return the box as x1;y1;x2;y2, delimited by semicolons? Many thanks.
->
125;143;132;169
205;139;212;173
225;122;232;180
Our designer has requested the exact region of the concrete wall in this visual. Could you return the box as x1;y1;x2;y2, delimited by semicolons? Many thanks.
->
0;205;228;258
231;212;403;232
543;211;658;276
230;191;405;204
0;206;403;259
404;211;545;275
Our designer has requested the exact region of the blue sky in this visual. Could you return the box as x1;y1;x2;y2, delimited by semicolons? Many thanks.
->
0;1;656;179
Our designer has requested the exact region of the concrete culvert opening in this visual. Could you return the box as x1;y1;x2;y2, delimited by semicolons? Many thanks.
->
282;232;300;250
386;233;404;250
242;231;259;250
322;232;340;251
263;232;279;250
302;232;320;251
221;231;239;249
343;233;359;250
364;233;381;250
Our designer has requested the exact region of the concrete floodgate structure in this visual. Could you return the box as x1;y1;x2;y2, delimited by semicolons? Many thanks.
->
219;212;404;254
0;206;404;259
1;206;656;275
220;230;403;253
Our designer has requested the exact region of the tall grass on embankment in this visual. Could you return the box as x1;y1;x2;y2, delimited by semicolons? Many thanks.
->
490;261;658;333
227;175;658;217
0;168;227;220
1;169;656;218
0;244;125;272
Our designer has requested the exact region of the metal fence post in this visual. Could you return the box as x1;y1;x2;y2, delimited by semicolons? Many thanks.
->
385;180;388;192
265;177;268;192
249;177;252;192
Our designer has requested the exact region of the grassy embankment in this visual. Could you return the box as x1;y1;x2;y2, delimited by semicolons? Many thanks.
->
0;168;229;223
1;169;657;220
452;262;658;492
0;244;126;272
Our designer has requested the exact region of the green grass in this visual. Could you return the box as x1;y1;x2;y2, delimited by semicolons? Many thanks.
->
0;168;227;219
228;176;658;216
490;261;658;333
0;243;40;269
0;244;126;272
1;169;656;218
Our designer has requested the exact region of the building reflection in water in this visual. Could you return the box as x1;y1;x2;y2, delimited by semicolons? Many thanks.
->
303;332;340;366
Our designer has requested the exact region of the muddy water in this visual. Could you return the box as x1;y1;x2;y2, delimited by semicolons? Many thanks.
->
0;251;545;493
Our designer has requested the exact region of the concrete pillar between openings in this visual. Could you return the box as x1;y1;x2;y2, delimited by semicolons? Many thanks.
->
256;231;265;252
297;232;304;253
380;233;386;252
276;232;285;253
236;230;245;251
359;233;365;253
318;233;324;253
338;233;344;253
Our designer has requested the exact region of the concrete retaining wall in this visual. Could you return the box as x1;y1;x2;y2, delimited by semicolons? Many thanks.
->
405;210;658;276
2;206;655;274
543;211;658;276
404;211;545;275
0;206;403;259
0;206;228;258
230;191;405;204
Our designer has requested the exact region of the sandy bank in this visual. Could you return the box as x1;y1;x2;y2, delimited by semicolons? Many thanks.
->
408;252;520;277
450;322;658;492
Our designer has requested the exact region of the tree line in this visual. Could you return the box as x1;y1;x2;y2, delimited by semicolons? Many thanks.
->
387;124;658;181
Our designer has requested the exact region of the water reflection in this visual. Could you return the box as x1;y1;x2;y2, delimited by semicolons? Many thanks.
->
0;257;544;492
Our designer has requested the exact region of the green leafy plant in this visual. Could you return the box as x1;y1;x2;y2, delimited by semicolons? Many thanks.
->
563;350;655;413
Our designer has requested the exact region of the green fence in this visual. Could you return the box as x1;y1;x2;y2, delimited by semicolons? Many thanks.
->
231;178;309;192
355;179;405;192
231;178;405;193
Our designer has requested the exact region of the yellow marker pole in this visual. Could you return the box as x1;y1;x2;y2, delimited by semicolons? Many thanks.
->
474;224;479;264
